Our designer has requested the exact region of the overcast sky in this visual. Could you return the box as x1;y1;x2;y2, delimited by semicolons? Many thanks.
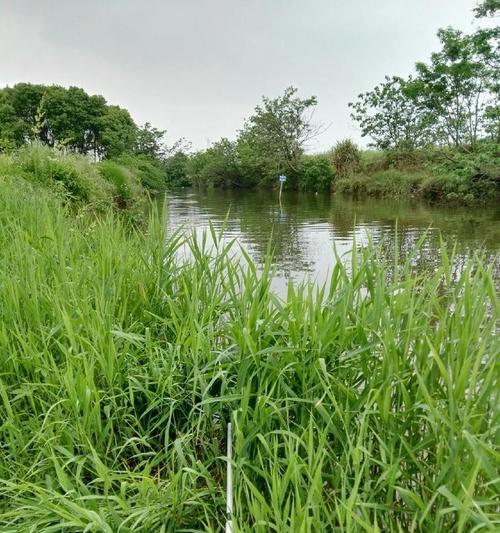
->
0;0;488;151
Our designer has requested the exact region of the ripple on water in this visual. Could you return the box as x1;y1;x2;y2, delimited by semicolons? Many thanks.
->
161;189;500;296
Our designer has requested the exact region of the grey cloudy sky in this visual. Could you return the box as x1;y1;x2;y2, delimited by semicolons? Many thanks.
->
0;0;488;151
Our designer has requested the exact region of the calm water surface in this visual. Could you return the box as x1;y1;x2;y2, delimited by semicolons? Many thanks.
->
162;189;499;295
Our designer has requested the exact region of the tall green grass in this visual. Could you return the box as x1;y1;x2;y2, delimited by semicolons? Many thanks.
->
0;177;498;532
0;144;149;215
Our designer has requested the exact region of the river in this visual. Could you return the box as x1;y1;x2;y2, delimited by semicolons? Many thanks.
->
162;188;500;295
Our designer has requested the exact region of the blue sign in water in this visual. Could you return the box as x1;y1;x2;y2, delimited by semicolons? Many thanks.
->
279;175;287;183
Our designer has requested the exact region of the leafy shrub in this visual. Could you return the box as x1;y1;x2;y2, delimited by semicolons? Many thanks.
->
330;139;361;178
423;142;500;203
419;175;452;201
97;160;143;207
114;153;166;191
296;154;334;191
13;144;114;207
337;169;425;197
187;139;240;188
164;152;190;188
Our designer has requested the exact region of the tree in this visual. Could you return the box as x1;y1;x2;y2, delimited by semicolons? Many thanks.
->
187;138;239;188
296;154;334;191
0;82;174;164
349;76;436;150
0;84;45;150
9;83;45;137
34;85;109;154
164;151;190;187
0;90;24;150
134;122;167;160
98;105;137;158
474;0;500;17
414;28;498;147
237;86;319;183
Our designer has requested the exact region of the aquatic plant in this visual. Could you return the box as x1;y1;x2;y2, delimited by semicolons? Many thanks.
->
0;178;498;531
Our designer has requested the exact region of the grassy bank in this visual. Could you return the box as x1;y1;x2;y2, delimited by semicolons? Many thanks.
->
185;141;499;205
0;178;498;531
334;144;500;204
0;144;169;220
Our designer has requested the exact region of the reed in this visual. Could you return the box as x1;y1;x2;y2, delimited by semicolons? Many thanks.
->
0;176;498;532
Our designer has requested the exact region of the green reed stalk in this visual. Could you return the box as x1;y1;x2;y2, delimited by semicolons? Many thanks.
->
0;176;498;532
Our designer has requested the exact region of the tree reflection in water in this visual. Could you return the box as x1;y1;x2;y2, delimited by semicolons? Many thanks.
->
162;189;499;295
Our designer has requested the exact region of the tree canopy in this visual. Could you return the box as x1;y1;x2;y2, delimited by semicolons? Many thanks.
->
0;83;173;162
350;25;499;149
474;0;500;18
188;86;320;188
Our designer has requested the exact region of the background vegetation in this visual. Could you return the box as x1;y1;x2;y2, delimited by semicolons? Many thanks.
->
0;83;190;192
0;1;497;202
182;3;499;203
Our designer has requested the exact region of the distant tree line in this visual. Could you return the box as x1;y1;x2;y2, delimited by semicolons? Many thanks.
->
0;0;497;201
0;83;172;159
186;87;332;190
0;83;194;190
185;0;498;202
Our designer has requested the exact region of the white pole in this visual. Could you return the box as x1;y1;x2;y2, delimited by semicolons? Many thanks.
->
226;422;233;533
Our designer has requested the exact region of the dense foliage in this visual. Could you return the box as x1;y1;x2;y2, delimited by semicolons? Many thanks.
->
187;87;320;189
0;144;147;220
330;139;361;178
0;83;191;191
474;0;500;18
2;0;498;201
335;141;500;202
349;26;499;150
184;3;499;202
0;178;497;531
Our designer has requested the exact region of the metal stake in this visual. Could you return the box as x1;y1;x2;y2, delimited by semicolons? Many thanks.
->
226;421;233;533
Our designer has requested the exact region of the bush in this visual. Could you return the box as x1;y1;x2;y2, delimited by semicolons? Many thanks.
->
337;169;425;197
187;139;240;188
13;144;114;207
419;174;453;201
97;160;143;207
422;143;500;203
330;139;361;178
113;153;167;191
359;149;389;172
296;154;334;191
164;152;190;188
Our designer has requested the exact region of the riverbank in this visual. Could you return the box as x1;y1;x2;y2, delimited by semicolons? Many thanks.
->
334;144;500;204
0;173;498;531
185;143;500;205
0;144;166;222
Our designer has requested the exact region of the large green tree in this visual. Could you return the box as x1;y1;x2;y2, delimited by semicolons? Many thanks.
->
0;84;45;149
97;105;137;159
134;122;167;160
0;83;165;160
349;76;436;150
414;27;498;147
237;87;319;184
34;86;108;153
187;138;239;187
350;22;499;150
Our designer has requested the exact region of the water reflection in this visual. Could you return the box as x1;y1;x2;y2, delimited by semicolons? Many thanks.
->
162;189;499;294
